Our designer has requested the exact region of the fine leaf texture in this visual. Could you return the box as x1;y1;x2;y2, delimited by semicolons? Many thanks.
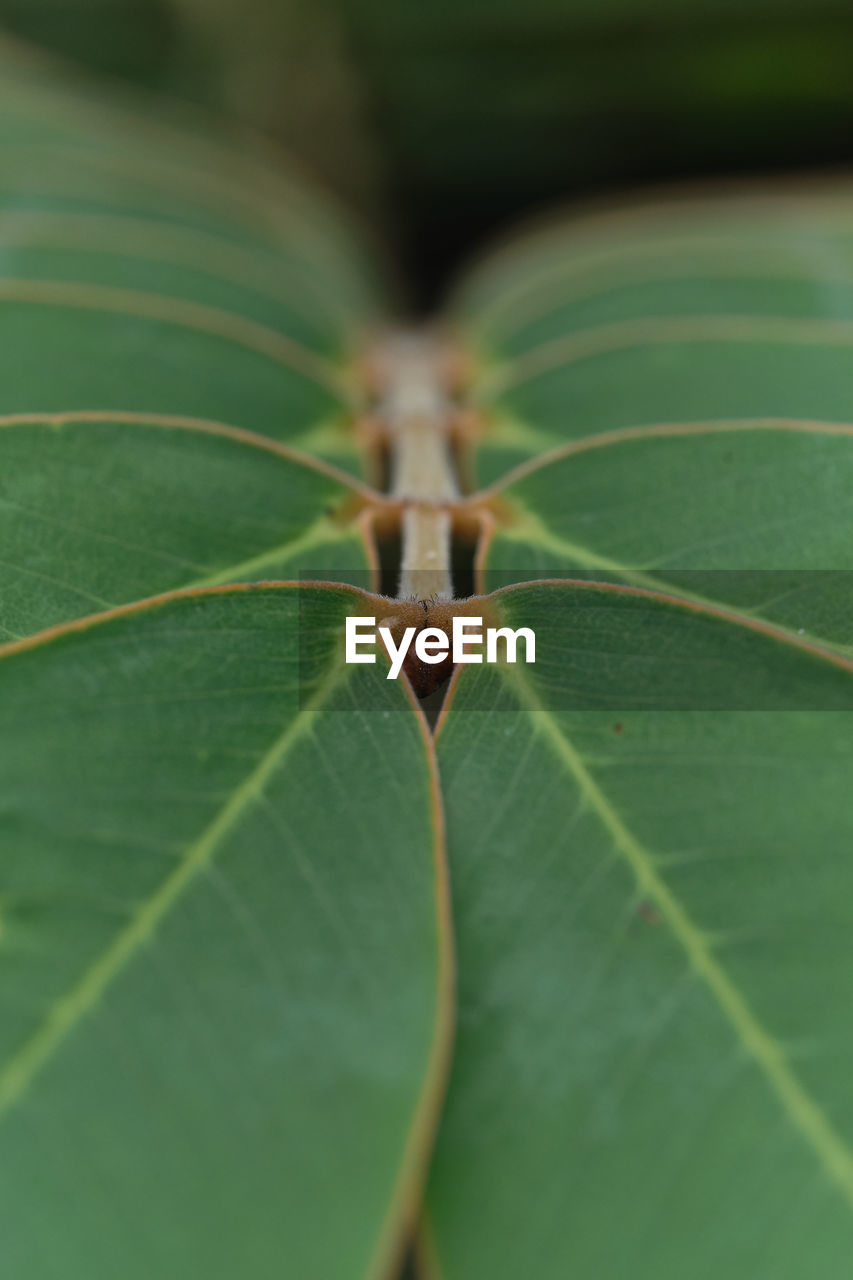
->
0;416;377;640
426;581;853;1280
0;585;451;1280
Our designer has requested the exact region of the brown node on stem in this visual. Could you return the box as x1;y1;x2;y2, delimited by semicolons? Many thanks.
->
369;593;497;699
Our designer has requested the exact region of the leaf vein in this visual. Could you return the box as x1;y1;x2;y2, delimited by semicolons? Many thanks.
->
512;670;853;1207
0;650;350;1121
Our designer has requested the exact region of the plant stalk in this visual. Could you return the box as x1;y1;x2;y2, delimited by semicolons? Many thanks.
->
371;330;459;600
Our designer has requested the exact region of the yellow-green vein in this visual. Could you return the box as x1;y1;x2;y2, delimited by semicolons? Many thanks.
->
185;515;367;590
506;662;853;1208
0;631;350;1119
480;506;852;658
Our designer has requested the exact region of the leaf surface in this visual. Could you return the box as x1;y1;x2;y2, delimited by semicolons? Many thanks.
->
0;43;379;472
476;422;853;648
455;195;853;484
426;580;853;1279
458;197;853;644
423;202;853;1277
0;54;451;1280
0;585;452;1280
0;415;378;640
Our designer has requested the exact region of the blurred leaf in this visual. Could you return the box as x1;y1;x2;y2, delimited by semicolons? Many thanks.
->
0;33;380;486
304;0;853;295
0;36;385;629
453;193;853;647
11;0;853;295
9;0;853;295
0;41;384;634
167;0;384;215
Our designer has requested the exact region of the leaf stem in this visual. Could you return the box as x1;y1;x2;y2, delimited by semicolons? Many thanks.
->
370;331;459;600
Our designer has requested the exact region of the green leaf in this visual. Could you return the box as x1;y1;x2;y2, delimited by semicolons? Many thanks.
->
168;0;853;305
426;580;853;1280
0;39;379;472
0;415;378;640
0;45;389;640
13;0;853;265
0;584;452;1280
10;32;853;1280
454;198;853;650
475;423;853;649
456;195;853;483
0;45;390;644
0;51;453;1280
425;196;853;1276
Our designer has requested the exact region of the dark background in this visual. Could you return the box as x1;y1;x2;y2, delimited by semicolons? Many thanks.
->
5;0;853;306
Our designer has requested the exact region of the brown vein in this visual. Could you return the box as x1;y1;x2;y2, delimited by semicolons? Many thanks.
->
0;211;360;332
478;315;853;398
0;581;360;662
488;577;853;673
0;581;456;1280
0;411;383;501
366;676;456;1280
0;279;353;398
0;53;314;225
0;143;342;258
455;185;853;311
467;417;853;496
472;248;853;342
